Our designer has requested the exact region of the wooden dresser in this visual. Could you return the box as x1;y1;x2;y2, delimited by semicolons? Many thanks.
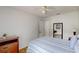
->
0;36;19;53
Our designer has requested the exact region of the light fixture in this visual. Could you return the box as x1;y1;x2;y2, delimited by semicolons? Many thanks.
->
41;6;48;14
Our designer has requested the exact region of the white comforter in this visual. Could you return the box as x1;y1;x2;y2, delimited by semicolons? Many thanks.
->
27;37;75;53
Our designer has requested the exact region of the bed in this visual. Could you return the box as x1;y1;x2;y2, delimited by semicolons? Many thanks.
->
27;36;77;53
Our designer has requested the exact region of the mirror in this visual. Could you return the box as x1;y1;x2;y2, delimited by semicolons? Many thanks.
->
53;23;63;39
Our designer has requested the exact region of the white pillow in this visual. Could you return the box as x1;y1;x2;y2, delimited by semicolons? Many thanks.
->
69;36;77;49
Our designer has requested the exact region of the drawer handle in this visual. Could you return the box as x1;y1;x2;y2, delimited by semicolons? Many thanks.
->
3;47;8;49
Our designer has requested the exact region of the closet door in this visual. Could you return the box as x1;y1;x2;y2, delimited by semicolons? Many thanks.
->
38;20;45;37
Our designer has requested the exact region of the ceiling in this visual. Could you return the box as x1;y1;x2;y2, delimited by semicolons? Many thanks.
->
13;6;79;18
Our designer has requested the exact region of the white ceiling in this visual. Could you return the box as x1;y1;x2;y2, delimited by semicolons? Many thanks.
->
12;6;79;18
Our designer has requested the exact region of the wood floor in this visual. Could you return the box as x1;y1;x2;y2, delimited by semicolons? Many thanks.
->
19;47;28;53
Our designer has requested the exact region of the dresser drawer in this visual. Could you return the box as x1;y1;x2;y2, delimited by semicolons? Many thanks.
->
0;42;18;53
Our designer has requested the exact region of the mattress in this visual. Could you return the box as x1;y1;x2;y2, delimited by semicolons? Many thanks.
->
27;36;75;53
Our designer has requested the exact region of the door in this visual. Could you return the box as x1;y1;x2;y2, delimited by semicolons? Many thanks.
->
38;20;45;37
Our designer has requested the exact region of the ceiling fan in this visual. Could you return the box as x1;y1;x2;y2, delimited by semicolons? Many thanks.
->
40;6;56;14
41;6;49;14
40;6;61;15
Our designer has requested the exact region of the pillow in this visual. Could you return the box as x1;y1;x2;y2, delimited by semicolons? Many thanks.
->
69;35;77;49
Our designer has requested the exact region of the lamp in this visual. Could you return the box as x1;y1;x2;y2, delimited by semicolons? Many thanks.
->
72;27;77;35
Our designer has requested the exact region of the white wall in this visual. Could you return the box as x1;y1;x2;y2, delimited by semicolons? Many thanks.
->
0;7;40;48
44;11;79;40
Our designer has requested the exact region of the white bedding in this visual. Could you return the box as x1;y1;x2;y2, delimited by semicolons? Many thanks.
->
27;36;75;53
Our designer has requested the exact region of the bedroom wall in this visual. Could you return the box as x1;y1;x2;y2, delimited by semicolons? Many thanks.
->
0;7;40;48
44;11;79;40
